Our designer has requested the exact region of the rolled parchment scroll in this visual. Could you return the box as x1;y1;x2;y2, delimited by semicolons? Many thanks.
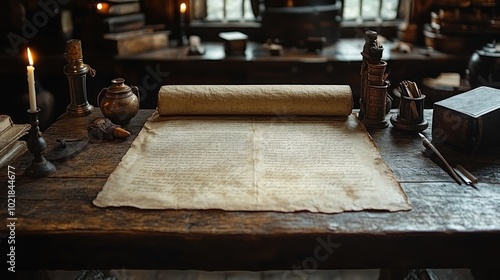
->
157;84;353;116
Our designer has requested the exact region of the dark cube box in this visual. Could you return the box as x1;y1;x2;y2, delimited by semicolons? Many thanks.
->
219;31;247;56
432;86;500;154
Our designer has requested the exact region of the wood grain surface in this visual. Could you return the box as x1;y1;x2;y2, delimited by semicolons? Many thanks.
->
1;109;499;271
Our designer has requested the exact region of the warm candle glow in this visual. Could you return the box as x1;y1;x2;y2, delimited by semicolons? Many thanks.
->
180;3;186;13
96;2;110;13
27;47;37;112
27;47;34;66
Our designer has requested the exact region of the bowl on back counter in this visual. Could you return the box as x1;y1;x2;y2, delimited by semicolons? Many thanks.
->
421;72;471;107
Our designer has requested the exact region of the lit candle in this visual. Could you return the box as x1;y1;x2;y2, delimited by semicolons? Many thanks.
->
180;3;186;24
27;47;37;112
96;2;110;14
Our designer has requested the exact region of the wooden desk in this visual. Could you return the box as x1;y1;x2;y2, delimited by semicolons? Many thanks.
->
1;109;500;271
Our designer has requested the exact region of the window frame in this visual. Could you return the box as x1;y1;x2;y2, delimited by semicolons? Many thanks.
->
187;0;406;40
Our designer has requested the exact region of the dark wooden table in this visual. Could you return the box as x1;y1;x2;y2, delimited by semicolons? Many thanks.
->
1;109;499;272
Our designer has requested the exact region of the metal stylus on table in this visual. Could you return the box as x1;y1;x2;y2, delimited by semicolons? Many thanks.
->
418;133;478;188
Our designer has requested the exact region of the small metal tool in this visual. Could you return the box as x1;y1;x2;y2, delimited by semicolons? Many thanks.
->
453;167;478;189
456;164;479;185
45;137;89;161
418;133;462;185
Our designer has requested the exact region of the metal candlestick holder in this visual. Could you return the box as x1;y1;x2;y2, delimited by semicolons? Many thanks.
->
178;8;188;46
178;24;188;46
64;39;95;116
25;108;56;177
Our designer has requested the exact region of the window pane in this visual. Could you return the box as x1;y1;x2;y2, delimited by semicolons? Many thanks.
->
343;0;361;20
343;0;399;21
202;0;400;22
206;0;224;20
361;0;381;20
380;0;399;20
206;0;254;21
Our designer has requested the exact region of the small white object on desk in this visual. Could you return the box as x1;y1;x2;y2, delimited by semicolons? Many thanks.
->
188;35;205;55
189;35;200;48
27;47;37;112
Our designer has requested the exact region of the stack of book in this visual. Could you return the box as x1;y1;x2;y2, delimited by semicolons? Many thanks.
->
99;0;170;55
0;115;30;168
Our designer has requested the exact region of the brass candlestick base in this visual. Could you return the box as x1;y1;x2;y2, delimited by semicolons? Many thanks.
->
25;108;56;177
67;102;94;116
66;102;94;116
64;39;95;116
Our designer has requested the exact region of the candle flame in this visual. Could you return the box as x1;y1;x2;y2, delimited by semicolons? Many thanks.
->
96;2;109;12
27;47;34;66
180;3;186;13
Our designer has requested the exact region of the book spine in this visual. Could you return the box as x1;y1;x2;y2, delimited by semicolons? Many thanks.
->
104;13;145;33
99;3;141;15
105;31;169;55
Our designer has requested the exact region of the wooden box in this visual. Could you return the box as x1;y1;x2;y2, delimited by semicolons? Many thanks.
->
219;31;247;56
432;86;500;154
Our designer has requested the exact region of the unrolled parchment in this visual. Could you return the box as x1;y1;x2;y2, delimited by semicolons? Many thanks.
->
93;113;411;213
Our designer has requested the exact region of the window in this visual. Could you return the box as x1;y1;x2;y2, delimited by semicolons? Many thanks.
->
205;0;254;21
343;0;400;21
194;0;401;22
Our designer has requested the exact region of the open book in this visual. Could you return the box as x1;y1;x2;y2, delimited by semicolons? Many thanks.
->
0;115;30;168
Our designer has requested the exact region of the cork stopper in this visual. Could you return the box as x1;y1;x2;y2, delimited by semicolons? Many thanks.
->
66;39;83;60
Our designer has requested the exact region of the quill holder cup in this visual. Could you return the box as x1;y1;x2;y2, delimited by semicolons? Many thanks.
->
391;94;428;132
398;95;425;123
